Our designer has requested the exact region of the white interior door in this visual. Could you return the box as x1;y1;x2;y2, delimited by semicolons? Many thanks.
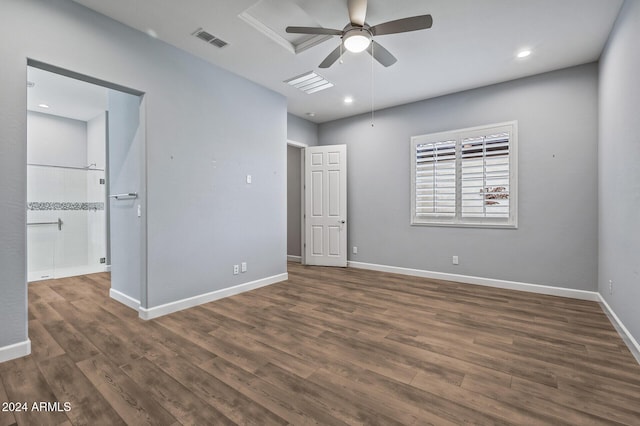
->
304;145;347;267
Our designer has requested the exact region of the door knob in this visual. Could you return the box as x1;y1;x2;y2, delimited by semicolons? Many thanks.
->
340;220;346;224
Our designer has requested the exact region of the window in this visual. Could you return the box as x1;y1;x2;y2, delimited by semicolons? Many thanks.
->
411;122;517;228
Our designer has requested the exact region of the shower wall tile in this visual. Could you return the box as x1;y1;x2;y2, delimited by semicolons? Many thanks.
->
27;165;106;280
27;202;105;211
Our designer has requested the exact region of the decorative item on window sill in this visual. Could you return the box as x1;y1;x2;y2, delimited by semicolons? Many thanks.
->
484;187;509;205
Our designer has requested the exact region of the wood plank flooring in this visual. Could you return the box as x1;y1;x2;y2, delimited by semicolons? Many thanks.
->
2;262;640;425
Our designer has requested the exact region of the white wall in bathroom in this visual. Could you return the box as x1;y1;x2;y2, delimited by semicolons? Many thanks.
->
87;112;106;169
27;111;87;168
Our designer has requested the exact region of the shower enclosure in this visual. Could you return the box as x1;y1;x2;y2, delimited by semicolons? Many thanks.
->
26;65;109;283
27;163;107;281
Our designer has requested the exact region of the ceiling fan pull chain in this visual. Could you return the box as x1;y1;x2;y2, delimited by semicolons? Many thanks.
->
371;41;375;127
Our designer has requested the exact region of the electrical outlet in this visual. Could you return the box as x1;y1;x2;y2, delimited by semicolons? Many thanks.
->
352;246;358;254
452;256;459;265
241;262;247;273
233;264;239;275
609;279;613;295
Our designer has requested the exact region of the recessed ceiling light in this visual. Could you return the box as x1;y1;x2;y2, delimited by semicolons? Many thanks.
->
306;112;316;117
344;96;353;104
517;49;532;59
146;28;158;38
284;71;334;94
38;104;49;109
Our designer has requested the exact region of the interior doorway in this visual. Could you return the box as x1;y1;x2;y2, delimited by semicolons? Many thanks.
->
302;144;348;267
286;140;306;263
287;141;348;267
26;60;146;311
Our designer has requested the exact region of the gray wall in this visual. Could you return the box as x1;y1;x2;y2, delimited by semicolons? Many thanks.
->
319;64;599;291
287;113;318;146
286;114;318;258
599;0;640;342
0;0;286;351
107;90;143;305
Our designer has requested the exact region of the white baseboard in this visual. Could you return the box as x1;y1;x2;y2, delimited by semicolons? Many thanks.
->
287;255;302;263
139;273;288;320
0;339;31;363
347;261;600;301
598;295;640;364
109;288;140;310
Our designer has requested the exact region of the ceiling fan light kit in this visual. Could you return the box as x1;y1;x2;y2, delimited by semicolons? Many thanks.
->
343;28;371;53
285;0;433;68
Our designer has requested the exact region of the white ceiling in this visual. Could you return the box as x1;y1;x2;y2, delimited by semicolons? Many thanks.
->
27;66;107;122
70;0;623;123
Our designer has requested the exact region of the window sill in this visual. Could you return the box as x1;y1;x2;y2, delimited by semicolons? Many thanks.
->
410;221;518;229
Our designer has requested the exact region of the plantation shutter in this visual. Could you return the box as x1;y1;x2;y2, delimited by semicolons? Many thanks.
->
414;140;457;217
411;122;516;227
460;131;510;219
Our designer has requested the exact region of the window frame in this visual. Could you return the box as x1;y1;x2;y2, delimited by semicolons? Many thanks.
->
410;121;518;229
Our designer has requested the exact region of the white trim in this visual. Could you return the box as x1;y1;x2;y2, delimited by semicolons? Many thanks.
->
598;294;640;364
286;140;307;264
347;261;599;301
0;339;31;363
300;145;306;265
287;139;308;148
239;12;295;54
109;288;140;310
105;264;112;272
138;273;288;320
287;255;302;263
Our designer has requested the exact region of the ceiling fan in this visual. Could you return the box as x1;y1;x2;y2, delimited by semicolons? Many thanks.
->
286;0;433;68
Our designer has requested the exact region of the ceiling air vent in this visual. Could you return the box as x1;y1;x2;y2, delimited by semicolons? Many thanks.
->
284;71;334;94
192;28;228;48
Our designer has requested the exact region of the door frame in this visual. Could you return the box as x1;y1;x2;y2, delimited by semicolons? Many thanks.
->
25;59;147;310
286;139;308;265
302;144;348;267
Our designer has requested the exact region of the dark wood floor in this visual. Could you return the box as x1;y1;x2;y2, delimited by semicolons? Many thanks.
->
1;263;640;425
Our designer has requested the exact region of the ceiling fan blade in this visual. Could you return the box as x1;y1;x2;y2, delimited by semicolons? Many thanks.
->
319;45;344;68
367;41;397;67
370;14;433;36
286;26;343;36
347;0;367;26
